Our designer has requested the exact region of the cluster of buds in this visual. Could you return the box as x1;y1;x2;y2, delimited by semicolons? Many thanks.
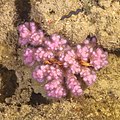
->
18;22;108;99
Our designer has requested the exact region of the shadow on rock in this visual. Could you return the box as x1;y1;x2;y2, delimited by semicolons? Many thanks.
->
14;0;31;26
0;64;18;103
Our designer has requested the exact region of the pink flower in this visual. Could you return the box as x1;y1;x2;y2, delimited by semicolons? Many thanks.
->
66;73;83;96
90;48;108;70
18;22;108;99
29;30;44;46
23;48;35;66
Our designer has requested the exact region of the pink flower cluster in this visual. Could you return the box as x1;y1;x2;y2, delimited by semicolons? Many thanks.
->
18;22;108;99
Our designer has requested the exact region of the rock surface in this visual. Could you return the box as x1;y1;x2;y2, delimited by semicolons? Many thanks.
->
0;0;120;119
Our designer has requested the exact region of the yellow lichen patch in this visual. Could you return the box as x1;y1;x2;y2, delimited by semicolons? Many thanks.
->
0;43;10;63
